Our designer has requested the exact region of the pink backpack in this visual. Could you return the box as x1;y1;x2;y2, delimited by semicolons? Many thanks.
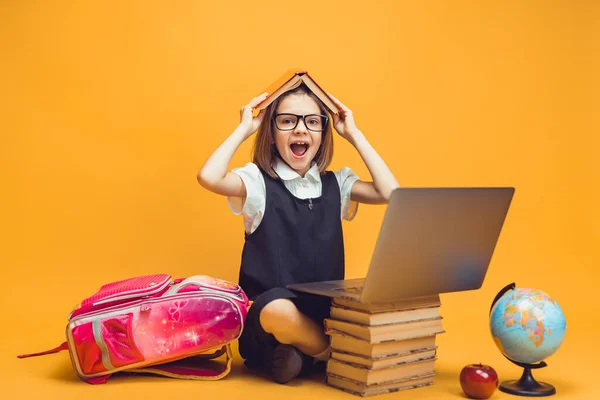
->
19;274;249;384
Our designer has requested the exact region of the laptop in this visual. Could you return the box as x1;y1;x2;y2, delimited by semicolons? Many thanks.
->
286;187;515;304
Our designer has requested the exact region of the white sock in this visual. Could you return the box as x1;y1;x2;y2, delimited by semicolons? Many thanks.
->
311;346;331;362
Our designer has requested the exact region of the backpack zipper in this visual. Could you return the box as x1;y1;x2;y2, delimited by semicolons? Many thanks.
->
70;292;240;322
92;277;172;306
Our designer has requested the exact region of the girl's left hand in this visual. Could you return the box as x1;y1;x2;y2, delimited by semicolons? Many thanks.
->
327;93;363;143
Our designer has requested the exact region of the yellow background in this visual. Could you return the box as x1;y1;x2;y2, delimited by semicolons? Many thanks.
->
1;1;598;399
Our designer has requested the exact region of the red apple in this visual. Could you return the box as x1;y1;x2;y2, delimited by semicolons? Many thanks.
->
460;363;499;399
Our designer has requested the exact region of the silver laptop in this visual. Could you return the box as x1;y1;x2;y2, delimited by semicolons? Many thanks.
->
286;187;515;304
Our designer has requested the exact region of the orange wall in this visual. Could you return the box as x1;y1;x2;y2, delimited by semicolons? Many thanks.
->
1;0;598;396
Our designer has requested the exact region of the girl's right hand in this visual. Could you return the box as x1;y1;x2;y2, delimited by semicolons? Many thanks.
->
238;92;268;139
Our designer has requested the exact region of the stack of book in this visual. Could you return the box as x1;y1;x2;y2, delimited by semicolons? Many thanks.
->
324;295;444;397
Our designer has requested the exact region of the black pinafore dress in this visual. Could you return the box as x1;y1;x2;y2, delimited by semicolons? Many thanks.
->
237;168;345;363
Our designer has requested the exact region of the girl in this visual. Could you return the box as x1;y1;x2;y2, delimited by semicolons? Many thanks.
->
197;83;399;384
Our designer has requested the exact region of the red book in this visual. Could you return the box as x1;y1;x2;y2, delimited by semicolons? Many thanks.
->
256;68;339;115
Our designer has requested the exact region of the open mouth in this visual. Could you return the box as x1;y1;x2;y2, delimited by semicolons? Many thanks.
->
290;141;309;157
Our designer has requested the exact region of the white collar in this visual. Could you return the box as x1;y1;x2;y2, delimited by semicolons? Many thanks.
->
273;156;321;182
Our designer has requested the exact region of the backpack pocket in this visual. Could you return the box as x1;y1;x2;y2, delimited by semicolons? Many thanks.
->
69;312;144;377
70;321;107;375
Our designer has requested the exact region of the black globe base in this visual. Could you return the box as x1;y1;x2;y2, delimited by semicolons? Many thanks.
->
499;366;556;397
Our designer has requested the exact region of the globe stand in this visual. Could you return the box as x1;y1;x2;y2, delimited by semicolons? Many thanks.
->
500;359;556;397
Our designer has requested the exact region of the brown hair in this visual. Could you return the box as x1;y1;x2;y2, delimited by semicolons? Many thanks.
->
252;83;334;179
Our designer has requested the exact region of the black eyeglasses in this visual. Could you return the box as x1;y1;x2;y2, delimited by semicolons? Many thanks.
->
273;113;329;132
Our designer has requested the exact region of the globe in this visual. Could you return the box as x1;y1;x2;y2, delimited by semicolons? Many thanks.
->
489;283;567;396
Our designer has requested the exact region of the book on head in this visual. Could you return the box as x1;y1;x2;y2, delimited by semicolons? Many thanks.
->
255;69;340;115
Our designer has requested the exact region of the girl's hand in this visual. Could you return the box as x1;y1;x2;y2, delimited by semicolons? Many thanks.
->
327;93;363;143
238;92;268;139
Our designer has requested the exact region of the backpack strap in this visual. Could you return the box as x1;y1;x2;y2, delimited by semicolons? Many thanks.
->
17;341;69;358
17;342;233;382
126;344;233;380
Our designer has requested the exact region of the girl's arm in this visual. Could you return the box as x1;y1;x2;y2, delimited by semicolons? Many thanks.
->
197;93;267;197
328;93;399;205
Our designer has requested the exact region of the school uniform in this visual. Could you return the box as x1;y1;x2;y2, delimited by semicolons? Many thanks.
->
227;156;359;366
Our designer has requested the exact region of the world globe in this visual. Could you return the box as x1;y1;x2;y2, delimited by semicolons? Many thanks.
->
489;283;566;396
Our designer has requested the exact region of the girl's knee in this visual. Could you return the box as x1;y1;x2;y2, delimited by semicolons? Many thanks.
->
259;298;300;336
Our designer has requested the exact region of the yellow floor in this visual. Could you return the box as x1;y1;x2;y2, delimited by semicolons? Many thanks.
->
3;1;598;399
3;319;595;400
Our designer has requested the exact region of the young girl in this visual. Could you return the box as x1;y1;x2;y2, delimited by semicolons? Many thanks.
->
197;83;399;384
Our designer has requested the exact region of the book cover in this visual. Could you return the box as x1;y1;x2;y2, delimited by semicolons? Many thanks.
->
328;331;439;359
331;347;437;369
324;317;444;343
255;69;339;114
326;357;437;386
326;373;434;397
330;304;440;326
331;294;441;313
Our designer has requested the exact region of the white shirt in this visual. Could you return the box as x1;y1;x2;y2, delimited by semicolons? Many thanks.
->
228;157;360;234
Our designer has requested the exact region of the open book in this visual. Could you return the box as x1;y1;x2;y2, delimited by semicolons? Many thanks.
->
256;69;340;115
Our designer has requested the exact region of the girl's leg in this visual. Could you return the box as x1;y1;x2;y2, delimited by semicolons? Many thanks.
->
239;288;330;384
259;298;330;359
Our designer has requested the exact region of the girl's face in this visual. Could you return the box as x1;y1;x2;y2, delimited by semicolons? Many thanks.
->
273;93;324;177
